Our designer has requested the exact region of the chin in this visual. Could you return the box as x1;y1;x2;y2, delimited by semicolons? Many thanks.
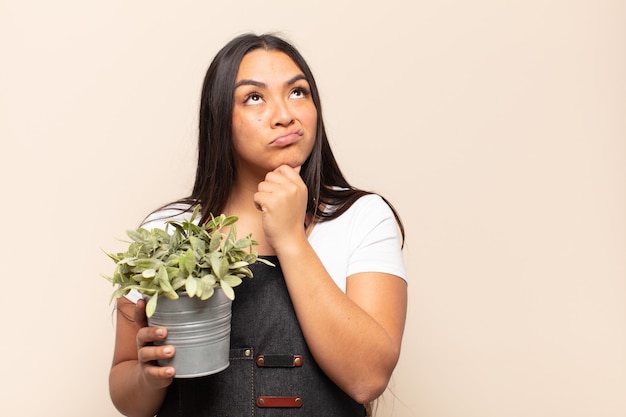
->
273;157;305;170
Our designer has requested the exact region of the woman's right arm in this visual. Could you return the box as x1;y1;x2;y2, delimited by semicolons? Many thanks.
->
109;297;176;417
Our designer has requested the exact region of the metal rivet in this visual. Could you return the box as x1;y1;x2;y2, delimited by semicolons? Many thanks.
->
258;398;265;405
244;349;251;357
295;397;302;405
294;357;302;366
257;357;265;365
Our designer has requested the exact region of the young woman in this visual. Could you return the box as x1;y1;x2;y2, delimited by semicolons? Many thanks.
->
109;33;407;417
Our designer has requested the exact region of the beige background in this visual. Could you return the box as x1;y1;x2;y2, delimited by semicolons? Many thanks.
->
1;1;625;416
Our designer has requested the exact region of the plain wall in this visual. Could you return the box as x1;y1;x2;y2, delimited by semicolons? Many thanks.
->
1;1;625;416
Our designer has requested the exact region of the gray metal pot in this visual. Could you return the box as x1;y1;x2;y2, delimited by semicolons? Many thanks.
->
147;288;232;378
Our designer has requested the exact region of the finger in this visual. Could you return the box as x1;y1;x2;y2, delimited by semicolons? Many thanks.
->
138;343;176;387
261;171;290;186
136;325;168;349
144;364;176;381
257;178;288;194
138;344;176;364
259;170;302;193
142;362;176;386
138;352;176;388
134;298;148;328
273;164;302;179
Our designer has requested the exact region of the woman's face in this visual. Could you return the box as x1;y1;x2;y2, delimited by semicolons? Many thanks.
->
231;49;317;179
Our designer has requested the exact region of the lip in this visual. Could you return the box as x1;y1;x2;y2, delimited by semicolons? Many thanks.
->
270;129;303;146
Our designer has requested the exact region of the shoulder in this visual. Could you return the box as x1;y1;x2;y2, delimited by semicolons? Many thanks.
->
313;193;401;245
329;193;397;229
347;193;394;217
141;202;195;231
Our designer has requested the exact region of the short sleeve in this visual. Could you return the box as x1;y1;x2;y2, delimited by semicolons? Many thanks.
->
345;195;407;281
308;194;406;292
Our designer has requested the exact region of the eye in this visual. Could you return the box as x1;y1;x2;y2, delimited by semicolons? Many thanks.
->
290;86;310;99
243;93;264;105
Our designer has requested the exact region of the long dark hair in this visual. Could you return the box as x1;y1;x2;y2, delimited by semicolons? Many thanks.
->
171;33;403;243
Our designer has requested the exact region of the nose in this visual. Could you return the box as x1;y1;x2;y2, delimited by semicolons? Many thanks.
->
271;99;294;127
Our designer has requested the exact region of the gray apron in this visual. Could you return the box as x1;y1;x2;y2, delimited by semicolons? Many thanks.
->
157;256;366;416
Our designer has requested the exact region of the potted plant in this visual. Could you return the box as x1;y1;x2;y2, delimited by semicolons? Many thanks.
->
104;204;273;377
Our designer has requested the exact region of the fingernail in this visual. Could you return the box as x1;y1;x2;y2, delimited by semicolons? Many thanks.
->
164;347;172;354
165;368;173;376
156;328;164;337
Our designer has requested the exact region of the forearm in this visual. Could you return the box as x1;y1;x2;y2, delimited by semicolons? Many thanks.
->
275;239;402;403
110;360;167;417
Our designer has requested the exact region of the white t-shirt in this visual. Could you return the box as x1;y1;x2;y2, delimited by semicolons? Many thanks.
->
307;194;406;291
125;194;405;302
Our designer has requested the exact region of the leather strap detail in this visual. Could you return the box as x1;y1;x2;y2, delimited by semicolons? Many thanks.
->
256;354;303;367
229;347;254;360
256;396;303;408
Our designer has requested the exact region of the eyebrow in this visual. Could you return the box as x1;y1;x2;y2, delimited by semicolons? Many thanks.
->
234;74;307;89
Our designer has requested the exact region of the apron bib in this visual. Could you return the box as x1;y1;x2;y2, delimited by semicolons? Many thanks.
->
157;257;366;416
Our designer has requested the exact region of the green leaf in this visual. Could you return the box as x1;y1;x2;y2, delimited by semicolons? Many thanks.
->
182;249;195;274
229;261;249;269
117;257;136;266
200;273;217;286
235;235;253;249
185;275;198;297
222;215;238;227
200;285;215;301
225;224;237;248
234;266;253;278
163;291;179;300
126;228;148;243
220;280;235;300
256;257;275;267
204;214;218;231
171;276;186;291
210;255;229;279
208;229;221;252
157;268;174;293
146;295;158;318
189;235;206;255
189;204;201;223
165;266;180;277
133;258;157;269
168;222;186;237
222;275;243;288
102;249;122;263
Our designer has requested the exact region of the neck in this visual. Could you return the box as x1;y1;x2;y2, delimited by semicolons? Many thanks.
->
225;168;264;215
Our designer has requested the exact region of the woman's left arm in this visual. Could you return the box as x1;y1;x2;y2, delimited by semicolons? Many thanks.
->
254;165;407;404
277;244;407;404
